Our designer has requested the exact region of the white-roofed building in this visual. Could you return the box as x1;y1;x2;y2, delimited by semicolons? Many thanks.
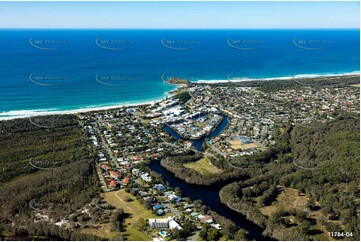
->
169;220;183;230
148;218;170;229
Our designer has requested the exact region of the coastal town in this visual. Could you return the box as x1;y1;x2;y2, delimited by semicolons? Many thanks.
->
0;1;359;241
73;79;359;240
0;76;359;241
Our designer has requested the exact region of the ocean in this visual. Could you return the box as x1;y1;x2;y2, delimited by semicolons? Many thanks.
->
0;29;359;119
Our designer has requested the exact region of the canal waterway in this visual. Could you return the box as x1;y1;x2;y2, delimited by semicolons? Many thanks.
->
148;161;269;241
152;114;270;240
163;114;229;151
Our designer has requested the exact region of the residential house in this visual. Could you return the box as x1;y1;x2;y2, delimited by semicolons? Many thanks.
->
169;220;183;230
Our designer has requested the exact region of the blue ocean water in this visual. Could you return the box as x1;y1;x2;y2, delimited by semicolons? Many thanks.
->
0;29;359;118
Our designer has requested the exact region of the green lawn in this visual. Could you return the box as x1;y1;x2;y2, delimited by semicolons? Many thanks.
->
184;157;222;175
104;190;154;241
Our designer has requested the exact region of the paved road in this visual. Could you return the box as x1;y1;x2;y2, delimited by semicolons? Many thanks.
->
188;231;200;241
94;125;119;168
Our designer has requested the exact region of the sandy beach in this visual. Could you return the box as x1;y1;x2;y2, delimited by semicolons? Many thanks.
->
0;100;161;121
194;72;360;84
0;73;359;121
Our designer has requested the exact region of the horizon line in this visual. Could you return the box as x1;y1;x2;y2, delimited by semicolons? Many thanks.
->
0;27;359;30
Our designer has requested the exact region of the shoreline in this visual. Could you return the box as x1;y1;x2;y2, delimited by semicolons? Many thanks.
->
0;100;160;121
0;72;359;121
0;88;181;121
193;71;360;84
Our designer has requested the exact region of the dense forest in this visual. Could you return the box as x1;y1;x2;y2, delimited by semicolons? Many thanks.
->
191;75;359;92
257;75;359;92
0;115;103;240
220;114;360;241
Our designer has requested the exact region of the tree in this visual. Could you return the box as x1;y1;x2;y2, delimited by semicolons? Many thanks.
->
111;234;124;241
199;223;209;240
109;209;125;232
135;218;147;231
182;222;195;237
124;196;132;202
207;228;220;241
171;229;183;240
234;229;248;241
199;230;207;240
174;187;182;196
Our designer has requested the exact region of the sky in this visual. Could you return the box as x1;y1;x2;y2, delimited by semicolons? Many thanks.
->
0;1;359;29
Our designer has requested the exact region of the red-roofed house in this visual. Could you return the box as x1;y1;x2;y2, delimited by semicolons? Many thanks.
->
199;215;213;223
109;180;117;188
213;137;221;142
109;171;121;179
122;177;130;184
101;165;111;171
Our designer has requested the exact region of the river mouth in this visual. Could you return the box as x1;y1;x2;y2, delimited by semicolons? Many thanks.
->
148;161;270;241
163;114;229;151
